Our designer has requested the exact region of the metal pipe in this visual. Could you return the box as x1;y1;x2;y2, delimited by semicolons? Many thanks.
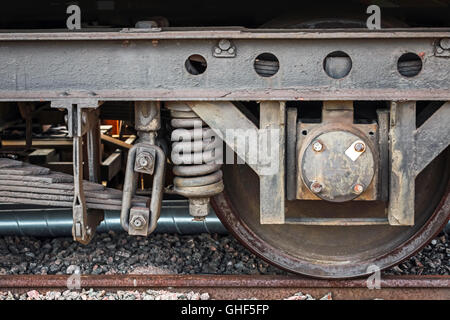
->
0;200;227;237
0;201;446;237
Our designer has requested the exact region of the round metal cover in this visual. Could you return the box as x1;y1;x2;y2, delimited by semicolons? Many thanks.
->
301;131;375;202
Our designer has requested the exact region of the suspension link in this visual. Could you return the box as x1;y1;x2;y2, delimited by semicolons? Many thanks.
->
50;100;104;244
120;102;166;236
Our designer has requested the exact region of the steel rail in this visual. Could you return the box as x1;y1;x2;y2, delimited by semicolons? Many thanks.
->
0;275;448;300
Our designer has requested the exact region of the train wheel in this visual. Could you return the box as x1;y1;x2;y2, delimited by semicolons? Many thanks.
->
212;150;449;278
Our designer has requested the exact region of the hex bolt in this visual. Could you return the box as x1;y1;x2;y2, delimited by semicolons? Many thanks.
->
227;47;235;54
354;142;366;152
131;216;146;230
214;47;222;54
440;38;450;50
353;184;364;194
218;39;231;51
310;181;323;194
312;141;323;152
136;152;154;171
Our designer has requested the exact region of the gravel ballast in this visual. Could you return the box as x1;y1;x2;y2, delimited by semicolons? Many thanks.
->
0;230;448;276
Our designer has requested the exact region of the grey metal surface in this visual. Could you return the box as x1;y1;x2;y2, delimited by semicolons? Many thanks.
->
300;130;375;202
295;102;379;202
0;201;227;237
0;30;449;101
258;101;286;224
285;107;298;201
415;102;450;174
388;101;416;226
188;101;286;224
376;109;390;202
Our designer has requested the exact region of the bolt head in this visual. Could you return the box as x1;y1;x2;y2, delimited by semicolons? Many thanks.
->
138;156;149;167
131;216;146;229
440;38;450;50
312;141;323;152
136;152;154;170
310;181;323;194
227;47;235;54
218;39;231;51
354;142;366;152
214;47;222;54
353;184;364;194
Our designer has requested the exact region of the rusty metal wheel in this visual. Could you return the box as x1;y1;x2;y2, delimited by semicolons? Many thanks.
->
212;149;449;279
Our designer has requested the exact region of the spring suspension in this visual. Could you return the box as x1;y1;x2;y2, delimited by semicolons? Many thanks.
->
166;102;224;219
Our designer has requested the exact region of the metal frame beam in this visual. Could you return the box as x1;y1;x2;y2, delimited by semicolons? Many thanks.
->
188;101;286;224
0;30;449;102
415;102;450;174
388;101;449;226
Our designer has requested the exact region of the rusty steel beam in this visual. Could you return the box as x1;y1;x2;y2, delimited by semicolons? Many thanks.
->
0;275;448;300
0;30;449;102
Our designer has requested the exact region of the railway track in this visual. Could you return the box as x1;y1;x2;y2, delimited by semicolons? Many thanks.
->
0;274;448;300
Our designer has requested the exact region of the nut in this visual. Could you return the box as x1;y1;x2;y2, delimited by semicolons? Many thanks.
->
138;156;149;167
354;142;365;152
312;141;323;152
189;198;210;218
310;181;323;194
130;216;146;230
135;152;154;171
353;184;364;194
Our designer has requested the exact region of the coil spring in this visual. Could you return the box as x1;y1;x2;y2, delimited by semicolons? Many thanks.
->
166;102;224;202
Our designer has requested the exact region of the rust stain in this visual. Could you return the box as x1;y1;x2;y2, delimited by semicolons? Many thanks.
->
0;275;448;300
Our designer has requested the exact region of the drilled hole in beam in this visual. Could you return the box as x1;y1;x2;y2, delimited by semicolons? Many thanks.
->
323;51;352;79
254;53;280;77
185;54;207;75
397;52;422;78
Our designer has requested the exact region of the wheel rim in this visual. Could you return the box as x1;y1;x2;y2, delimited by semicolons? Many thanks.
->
212;150;449;278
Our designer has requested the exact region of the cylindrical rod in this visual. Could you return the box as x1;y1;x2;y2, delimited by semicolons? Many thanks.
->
0;200;227;237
